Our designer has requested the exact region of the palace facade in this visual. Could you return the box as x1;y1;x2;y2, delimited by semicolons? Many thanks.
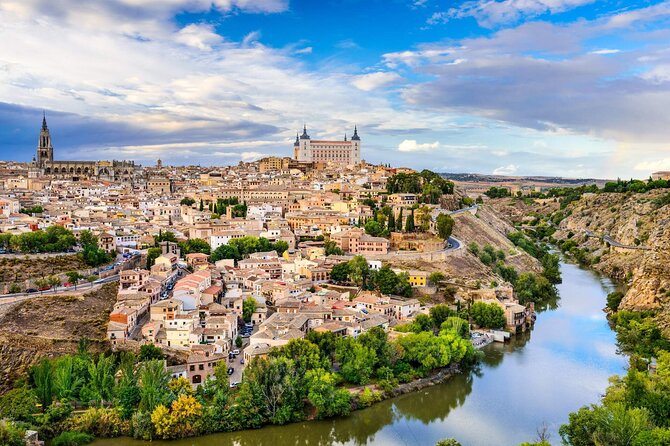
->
293;125;361;165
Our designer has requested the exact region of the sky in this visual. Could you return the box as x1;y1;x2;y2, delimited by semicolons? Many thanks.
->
2;0;670;178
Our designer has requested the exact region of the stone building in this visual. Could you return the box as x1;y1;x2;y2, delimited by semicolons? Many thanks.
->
293;125;361;164
33;113;136;181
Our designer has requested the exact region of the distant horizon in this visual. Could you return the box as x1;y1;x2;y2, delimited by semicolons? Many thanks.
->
2;1;670;178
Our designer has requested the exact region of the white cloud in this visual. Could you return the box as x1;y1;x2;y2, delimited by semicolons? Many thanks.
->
294;46;313;54
351;72;402;91
493;164;518;175
398;139;440;152
429;0;595;28
634;158;670;172
175;24;223;51
590;49;620;55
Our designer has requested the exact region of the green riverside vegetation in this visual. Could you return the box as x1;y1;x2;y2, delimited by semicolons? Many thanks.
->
0;325;476;442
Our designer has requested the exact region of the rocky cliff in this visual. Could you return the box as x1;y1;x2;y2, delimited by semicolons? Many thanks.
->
491;191;670;333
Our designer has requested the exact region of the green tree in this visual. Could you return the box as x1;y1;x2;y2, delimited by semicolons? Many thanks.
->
364;220;384;237
180;197;195;206
139;344;163;361
199;199;204;211
146;247;162;269
65;271;83;290
387;210;396;232
428;271;446;287
54;356;84;401
324;240;344;256
607;291;625;312
305;368;351;419
374;265;399;295
0;385;38;423
86;354;116;406
32;358;54;411
348;255;370;287
238;356;303;425
335;337;376;385
180;238;211;255
436;213;455;240
470;301;506;329
429;304;455;328
211;244;241;263
398;209;404;232
330;262;350;283
139;360;170;412
405;209;415;232
243;297;257;323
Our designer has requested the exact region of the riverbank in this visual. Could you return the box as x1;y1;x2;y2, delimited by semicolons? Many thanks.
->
90;259;625;446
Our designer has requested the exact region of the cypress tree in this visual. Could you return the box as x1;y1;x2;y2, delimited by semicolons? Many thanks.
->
398;208;404;233
388;210;396;232
405;209;415;232
199;199;204;211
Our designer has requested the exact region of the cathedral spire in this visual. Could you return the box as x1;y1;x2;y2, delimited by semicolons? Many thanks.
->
42;111;48;130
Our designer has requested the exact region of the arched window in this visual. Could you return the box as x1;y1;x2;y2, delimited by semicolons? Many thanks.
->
192;374;201;384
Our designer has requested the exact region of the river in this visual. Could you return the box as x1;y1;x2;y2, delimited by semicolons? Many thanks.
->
96;260;626;446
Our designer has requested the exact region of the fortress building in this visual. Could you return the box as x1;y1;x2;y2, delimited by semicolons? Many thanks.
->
293;125;361;165
33;113;135;181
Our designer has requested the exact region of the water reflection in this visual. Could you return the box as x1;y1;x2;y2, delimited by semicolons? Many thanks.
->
95;261;626;446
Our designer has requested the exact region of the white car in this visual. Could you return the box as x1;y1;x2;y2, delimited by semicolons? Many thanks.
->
232;349;240;355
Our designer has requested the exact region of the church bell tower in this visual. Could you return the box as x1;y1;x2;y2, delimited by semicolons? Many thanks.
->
36;112;54;168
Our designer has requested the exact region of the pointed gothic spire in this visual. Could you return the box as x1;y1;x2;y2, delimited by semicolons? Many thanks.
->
294;132;300;146
42;111;48;130
344;133;347;141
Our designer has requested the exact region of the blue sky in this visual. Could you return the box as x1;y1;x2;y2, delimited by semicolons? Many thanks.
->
2;0;670;178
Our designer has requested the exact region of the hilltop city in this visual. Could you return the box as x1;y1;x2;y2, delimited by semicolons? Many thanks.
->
2;115;670;446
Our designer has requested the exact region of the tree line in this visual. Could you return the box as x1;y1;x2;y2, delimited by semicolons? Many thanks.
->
0;324;476;443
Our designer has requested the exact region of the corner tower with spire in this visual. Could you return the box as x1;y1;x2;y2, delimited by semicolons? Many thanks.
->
36;112;54;168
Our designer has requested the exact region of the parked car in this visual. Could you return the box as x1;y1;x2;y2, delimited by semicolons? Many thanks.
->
229;382;238;388
240;359;245;365
26;288;38;293
227;367;234;375
232;349;240;355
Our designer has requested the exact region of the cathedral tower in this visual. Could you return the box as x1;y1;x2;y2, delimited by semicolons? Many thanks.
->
36;112;54;168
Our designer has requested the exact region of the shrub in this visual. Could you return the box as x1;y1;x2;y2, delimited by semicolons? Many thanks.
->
357;387;382;408
607;291;625;312
0;421;25;446
66;408;129;438
52;431;94;446
131;411;154;441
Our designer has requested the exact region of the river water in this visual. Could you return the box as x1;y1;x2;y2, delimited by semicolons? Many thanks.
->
96;260;626;446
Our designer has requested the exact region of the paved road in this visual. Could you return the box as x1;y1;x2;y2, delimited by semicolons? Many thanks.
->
447;205;479;216
0;274;119;300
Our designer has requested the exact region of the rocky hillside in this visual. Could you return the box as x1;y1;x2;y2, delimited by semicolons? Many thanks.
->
388;204;542;296
0;283;116;392
491;191;670;333
552;191;670;314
